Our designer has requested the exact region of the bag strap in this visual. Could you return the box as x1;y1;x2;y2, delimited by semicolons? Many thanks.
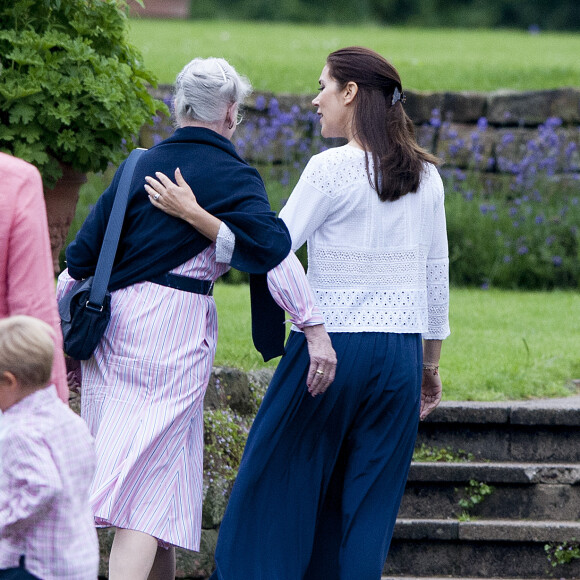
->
87;148;146;309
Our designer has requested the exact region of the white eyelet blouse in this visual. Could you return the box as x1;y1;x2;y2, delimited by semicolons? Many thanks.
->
279;145;450;340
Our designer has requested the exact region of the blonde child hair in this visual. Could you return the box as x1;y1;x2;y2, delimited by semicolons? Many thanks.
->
0;315;54;389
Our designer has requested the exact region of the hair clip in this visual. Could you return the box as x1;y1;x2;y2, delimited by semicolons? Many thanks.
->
217;63;227;84
391;87;406;106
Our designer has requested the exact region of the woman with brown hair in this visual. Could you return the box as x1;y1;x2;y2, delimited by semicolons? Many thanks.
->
153;46;449;580
205;46;450;580
59;56;336;580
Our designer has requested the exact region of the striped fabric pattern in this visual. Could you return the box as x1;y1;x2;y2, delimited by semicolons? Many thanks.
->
58;245;228;551
267;252;324;329
56;244;322;551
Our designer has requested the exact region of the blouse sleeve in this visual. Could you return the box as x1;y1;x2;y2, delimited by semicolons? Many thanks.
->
267;252;324;329
215;222;235;264
424;168;450;340
279;158;334;251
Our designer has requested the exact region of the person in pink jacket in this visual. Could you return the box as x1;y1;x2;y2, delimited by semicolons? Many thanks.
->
0;152;68;403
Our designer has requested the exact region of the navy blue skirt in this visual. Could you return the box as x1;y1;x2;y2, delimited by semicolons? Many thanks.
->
211;330;422;580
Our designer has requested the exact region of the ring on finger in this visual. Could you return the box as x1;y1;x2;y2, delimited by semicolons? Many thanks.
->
316;369;324;375
153;193;160;201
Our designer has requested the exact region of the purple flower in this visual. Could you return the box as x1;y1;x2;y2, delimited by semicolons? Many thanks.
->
517;246;529;255
545;116;563;129
477;117;488;131
503;255;512;263
501;133;514;146
448;144;461;157
430;109;441;128
535;215;544;224
552;256;563;266
268;98;280;115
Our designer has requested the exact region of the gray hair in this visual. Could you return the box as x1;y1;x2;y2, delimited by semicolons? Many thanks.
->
174;57;252;125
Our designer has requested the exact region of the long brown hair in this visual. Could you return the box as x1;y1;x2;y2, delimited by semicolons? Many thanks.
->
326;46;439;202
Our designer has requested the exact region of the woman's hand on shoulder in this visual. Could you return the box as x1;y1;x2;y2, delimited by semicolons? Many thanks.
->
145;168;222;241
302;324;337;397
145;168;200;220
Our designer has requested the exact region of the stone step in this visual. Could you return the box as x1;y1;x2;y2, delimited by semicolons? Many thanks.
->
385;519;580;579
417;396;580;463
382;578;550;580
400;462;580;520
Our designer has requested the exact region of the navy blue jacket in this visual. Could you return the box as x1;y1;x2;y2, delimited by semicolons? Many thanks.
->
65;127;291;360
66;127;291;291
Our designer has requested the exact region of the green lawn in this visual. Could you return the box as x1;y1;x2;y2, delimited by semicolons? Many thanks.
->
213;284;580;402
66;21;580;402
127;19;580;92
67;165;580;402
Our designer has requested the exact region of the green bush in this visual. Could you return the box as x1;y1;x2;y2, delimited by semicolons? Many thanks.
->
188;0;580;30
442;116;580;290
0;0;165;187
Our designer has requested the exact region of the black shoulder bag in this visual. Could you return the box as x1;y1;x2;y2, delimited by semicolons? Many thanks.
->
58;148;145;360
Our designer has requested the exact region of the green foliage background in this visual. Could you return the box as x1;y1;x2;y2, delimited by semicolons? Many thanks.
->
189;0;580;30
0;0;164;186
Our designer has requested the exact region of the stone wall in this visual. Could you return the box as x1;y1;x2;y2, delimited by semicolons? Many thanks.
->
143;86;580;181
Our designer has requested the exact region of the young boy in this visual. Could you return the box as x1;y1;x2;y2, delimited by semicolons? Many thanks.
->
0;316;98;580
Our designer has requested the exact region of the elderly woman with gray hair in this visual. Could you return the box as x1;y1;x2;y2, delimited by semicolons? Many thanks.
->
58;57;336;580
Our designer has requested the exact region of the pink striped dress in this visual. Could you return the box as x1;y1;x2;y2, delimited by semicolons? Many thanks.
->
57;243;321;551
58;244;226;550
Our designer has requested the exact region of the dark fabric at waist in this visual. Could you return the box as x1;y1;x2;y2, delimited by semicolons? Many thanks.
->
147;273;214;295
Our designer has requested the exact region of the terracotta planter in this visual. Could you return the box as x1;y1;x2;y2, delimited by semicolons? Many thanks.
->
44;164;87;275
128;0;190;18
